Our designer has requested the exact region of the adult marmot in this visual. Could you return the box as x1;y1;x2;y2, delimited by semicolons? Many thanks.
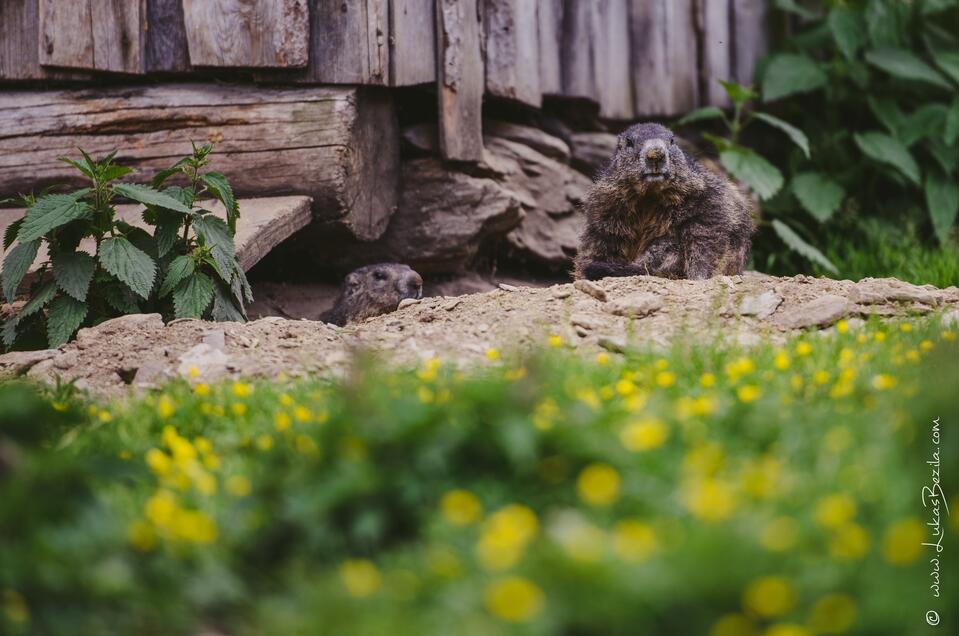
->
322;263;423;326
573;123;754;281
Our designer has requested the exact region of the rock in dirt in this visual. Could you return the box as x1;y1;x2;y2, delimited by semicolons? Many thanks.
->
777;294;853;329
485;120;571;163
850;279;943;306
0;349;57;379
738;291;783;320
607;292;663;318
598;336;627;353
569;132;617;177
177;343;231;382
573;279;607;302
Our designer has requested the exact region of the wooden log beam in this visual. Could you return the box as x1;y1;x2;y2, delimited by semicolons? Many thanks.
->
436;0;484;162
483;0;541;107
0;84;399;242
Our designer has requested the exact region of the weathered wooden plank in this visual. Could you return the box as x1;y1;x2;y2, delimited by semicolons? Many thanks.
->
560;0;595;101
483;0;541;107
182;0;309;68
146;0;191;72
0;85;399;241
310;0;388;84
389;0;436;86
436;0;484;161
732;0;768;86
594;0;634;119
630;0;699;117
38;0;94;69
698;0;732;107
537;0;563;95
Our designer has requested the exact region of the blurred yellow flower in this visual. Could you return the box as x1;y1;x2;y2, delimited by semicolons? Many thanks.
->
548;334;563;347
815;494;856;528
919;339;933;351
295;434;320;456
683;478;736;522
760;517;799;552
943;330;956;341
127;520;157;552
871;374;897;391
230;402;247;416
900;322;912;332
417;357;441;382
836;320;849;334
700;372;717;387
145;490;177;527
874;331;886;342
145;448;172;476
484;576;544;623
741;455;782;499
616;378;636;396
813;370;830;385
737;385;761;403
829;523;870;560
655;358;669;370
764;624;809;636
232;382;252;398
476;504;539;571
186;365;200;378
339;559;381;598
882;518;925;565
274;411;292;431
612;519;657;562
440;489;483;526
773;350;791;371
157;395;175;419
620;418;669;452
790;375;803;391
725;357;755;381
683;443;725;477
194;437;212;454
194;471;217;496
576;463;621;507
656;371;676;388
293;405;312;422
595;352;610;365
795;342;812;357
485;348;501;361
426;547;462;578
417;386;434;404
279;392;294;406
256;434;274;451
742;576;795;617
710;613;756;636
226;475;252;497
807;594;856;634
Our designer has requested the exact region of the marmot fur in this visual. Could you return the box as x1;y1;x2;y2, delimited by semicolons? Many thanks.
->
573;122;755;281
322;263;423;326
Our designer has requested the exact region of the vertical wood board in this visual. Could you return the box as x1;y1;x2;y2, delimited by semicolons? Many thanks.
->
436;0;484;161
483;0;541;107
389;0;436;86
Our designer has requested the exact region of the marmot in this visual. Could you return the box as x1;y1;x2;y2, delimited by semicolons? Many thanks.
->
573;122;754;281
322;263;423;326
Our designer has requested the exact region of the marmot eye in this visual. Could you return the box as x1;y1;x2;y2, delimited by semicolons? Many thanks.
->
624;138;634;148
374;270;388;281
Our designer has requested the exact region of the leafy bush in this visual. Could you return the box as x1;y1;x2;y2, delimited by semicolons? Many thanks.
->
680;0;959;277
2;321;957;634
1;145;250;351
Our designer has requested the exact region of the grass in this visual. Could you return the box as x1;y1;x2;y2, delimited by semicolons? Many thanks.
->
2;317;958;635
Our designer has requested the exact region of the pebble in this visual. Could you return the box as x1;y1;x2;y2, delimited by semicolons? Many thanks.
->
738;291;783;320
606;292;662;317
398;298;422;310
573;279;607;302
498;283;520;292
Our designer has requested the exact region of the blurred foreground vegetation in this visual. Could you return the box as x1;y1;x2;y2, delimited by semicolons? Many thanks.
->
1;317;957;635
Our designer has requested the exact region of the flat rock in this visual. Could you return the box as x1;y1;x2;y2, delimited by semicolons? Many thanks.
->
738;290;783;319
177;343;231;382
607;292;663;318
573;279;607;302
485;120;571;163
777;294;853;329
850;279;942;306
0;349;57;379
569;132;617;176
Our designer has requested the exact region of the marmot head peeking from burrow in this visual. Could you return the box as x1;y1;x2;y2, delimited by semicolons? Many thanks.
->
322;263;423;326
573;122;755;281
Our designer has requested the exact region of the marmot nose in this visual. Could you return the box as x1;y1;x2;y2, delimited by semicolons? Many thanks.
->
402;272;424;299
646;147;665;162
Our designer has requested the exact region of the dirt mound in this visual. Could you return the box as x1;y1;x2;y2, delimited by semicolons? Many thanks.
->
3;273;957;396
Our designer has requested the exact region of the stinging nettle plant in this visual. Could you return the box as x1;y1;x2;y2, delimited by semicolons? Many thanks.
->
1;144;251;351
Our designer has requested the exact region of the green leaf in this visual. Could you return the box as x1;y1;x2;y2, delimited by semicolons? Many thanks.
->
774;0;818;20
151;158;190;188
753;113;810;158
762;54;828;102
111;183;192;214
926;171;959;245
828;7;865;59
212;282;246;323
58;155;96;179
3;217;23;251
922;0;958;15
791;173;846;222
52;251;96;302
678;106;725;126
864;48;952;89
19;279;57;320
771;219;839;274
718;80;757;106
2;239;40;303
719;148;784;201
159;255;195;298
163;186;195;209
17;194;92;242
200;172;239;232
933;50;959;85
173;272;214;319
98;237;157;300
929;138;959;174
947;98;959;146
46;294;87;347
2;315;18;349
192;214;235;255
231;263;253;306
853;131;921;185
100;164;136;183
103;285;140;315
154;220;180;259
867;96;905;135
899;103;948;146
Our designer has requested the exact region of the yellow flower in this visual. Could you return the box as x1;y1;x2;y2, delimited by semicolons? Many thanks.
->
725;357;756;381
836;319;849;334
595;352;610;365
576;463;621;507
97;410;112;423
882;518;925;565
193;383;210;397
683;443;724;476
905;349;919;363
899;322;912;332
440;489;483;526
187;365;200;378
256;434;274;451
654;358;669;370
619;418;669;452
919;339;933;351
764;624;809;636
700;372;717;387
795;342;812;357
127;520;157;551
737;385;761;403
339;559;381;598
815;494;856;528
599;385;615;401
943;330;956;341
655;370;676;388
615;378;636;396
691;395;717;417
741;455;782;500
742;576;795;618
293;405;313;422
683;478;736;522
417;357;441;382
231;402;247;416
813;370;830;385
226;475;252;497
232;382;252;398
856;333;868;344
874;330;887;342
871;374;897;391
274;411;292;431
426;547;462;578
295;434;320;456
838;348;854;366
807;594;856;635
145;490;177;527
417;386;434;404
790;375;803;391
202;453;220;470
484;576;544;623
773;350;791;371
710;614;756;636
548;334;563;348
157;395;175;419
194;437;212;454
279;392;294;406
485;348;501;361
760;517;799;552
52;401;68;412
145;448;172;475
612;519;657;562
829;523;870;560
476;504;539;571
